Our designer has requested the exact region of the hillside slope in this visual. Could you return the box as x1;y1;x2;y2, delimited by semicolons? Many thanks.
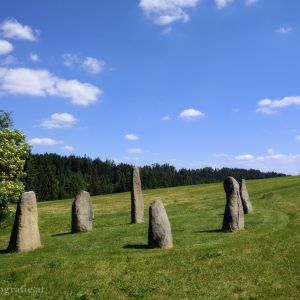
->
0;176;299;299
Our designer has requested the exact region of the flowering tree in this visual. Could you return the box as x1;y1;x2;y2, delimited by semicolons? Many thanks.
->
0;111;30;220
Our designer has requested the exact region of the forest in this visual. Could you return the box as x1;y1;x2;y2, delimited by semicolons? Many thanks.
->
24;153;287;201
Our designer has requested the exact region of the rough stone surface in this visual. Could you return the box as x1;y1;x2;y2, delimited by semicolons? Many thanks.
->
7;191;42;252
71;191;93;233
131;167;144;223
222;177;244;232
239;179;253;214
148;199;173;249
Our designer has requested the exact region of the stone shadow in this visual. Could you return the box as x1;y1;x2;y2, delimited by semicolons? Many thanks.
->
123;244;149;249
195;229;222;233
51;232;72;237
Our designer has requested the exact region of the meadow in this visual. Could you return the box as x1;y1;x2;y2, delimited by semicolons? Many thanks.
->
0;176;299;299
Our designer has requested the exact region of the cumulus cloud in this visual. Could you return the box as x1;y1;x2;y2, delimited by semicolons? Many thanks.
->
81;57;105;74
256;96;300;114
125;134;139;141
62;53;80;68
234;153;298;162
276;24;293;34
229;151;300;175
29;137;63;146
0;55;18;65
139;0;199;26
0;19;39;41
62;145;74;151
179;108;205;120
41;113;77;129
161;115;171;121
215;153;228;158
30;53;40;62
63;53;105;74
245;0;259;6
267;148;275;155
0;67;102;105
0;39;13;55
234;154;254;161
215;0;233;10
127;148;142;153
161;27;172;35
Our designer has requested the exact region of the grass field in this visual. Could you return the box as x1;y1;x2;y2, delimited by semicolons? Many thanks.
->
0;176;299;299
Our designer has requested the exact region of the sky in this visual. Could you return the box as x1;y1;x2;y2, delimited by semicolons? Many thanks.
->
0;0;299;175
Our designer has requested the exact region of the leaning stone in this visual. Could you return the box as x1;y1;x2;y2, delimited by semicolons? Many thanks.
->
131;167;144;223
71;191;93;233
222;177;244;232
239;179;253;214
148;199;173;249
7;191;42;252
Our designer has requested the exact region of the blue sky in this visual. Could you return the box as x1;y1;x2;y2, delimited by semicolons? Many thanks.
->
0;0;299;174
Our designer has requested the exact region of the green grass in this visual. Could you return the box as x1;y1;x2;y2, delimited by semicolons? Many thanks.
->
0;176;300;299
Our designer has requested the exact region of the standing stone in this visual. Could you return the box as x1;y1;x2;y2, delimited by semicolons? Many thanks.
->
222;177;244;232
7;191;42;252
239;179;253;214
148;199;173;249
131;167;144;223
71;191;93;233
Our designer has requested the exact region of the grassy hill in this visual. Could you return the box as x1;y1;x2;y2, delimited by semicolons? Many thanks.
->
0;176;299;299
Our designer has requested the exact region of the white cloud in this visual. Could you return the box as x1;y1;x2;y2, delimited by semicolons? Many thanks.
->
276;24;293;34
125;134;139;141
81;57;105;74
30;53;40;62
267;148;275;155
41;113;77;129
29;137;63;146
127;148;142;153
296;135;300;141
63;53;105;74
229;152;300;175
234;152;295;163
234;154;254;161
179;108;205;120
161;27;172;35
161;115;171;121
139;0;199;26
62;145;74;151
256;96;300;114
0;39;13;55
0;67;102;106
215;153;228;158
0;19;38;41
245;0;259;6
0;55;18;65
62;53;79;68
233;108;239;113
256;154;287;161
215;0;233;10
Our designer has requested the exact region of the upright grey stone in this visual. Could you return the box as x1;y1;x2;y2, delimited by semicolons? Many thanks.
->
7;191;42;252
239;179;253;214
71;191;93;233
131;167;144;223
148;199;173;249
222;177;244;232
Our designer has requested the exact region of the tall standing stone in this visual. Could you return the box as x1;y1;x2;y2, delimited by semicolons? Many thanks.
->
7;191;42;252
148;199;173;249
131;167;144;224
239;179;253;214
222;177;244;232
71;191;93;233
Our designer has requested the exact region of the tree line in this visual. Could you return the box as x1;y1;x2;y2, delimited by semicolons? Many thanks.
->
24;153;286;201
